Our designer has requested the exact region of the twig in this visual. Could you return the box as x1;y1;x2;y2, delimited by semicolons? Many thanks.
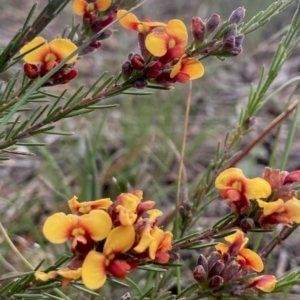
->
259;224;299;260
228;100;298;167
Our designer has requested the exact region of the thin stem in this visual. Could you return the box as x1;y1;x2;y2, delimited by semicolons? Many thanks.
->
259;224;299;260
228;100;298;167
174;81;192;294
0;221;34;270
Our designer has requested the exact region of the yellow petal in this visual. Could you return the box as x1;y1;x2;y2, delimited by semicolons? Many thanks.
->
117;207;137;226
147;209;163;222
215;242;229;254
170;56;184;78
165;19;188;46
82;250;107;290
20;37;48;64
35;270;57;281
257;199;285;215
48;39;78;64
180;58;204;79
159;231;173;252
285;198;300;222
57;268;82;280
145;32;169;57
73;0;87;15
225;230;248;249
117;10;139;30
252;275;277;292
95;0;111;11
43;213;78;243
134;222;153;253
118;193;141;210
215;168;244;189
80;210;112;241
149;226;164;259
68;195;112;213
239;248;264;272
244;177;271;199
104;226;135;256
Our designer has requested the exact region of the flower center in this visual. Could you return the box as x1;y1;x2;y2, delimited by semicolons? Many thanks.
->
232;181;242;192
137;23;151;34
45;53;57;63
168;38;176;49
72;228;85;237
86;3;95;12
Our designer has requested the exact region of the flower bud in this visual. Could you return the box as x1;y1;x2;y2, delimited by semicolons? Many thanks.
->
132;78;148;89
224;24;237;42
127;52;135;61
222;260;241;282
208;275;224;289
23;63;39;79
208;261;225;278
229;7;246;25
223;36;236;50
191;17;206;45
197;254;208;272
235;34;244;47
193;265;207;283
145;61;163;78
205;14;221;37
122;61;133;80
60;69;78;84
136;201;155;215
131;54;145;70
221;252;231;264
240;217;254;232
207;251;221;271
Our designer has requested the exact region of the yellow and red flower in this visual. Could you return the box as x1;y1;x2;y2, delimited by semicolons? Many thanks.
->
256;197;300;229
35;268;82;287
43;209;112;254
20;37;78;67
215;230;263;272
73;0;111;15
117;10;167;34
248;275;277;292
20;37;78;82
145;19;188;62
82;225;135;289
170;55;204;83
68;195;112;214
134;209;173;263
215;168;271;213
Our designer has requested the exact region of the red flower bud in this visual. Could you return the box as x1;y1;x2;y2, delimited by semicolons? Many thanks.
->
145;61;163;78
191;17;206;44
131;54;145;70
60;69;78;84
108;259;131;279
23;63;39;79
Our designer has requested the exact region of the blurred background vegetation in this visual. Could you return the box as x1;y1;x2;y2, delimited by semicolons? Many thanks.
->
0;0;299;298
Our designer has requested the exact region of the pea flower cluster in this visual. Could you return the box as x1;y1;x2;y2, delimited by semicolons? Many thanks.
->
34;191;172;290
20;37;79;84
73;0;115;53
117;10;204;87
215;167;300;230
194;230;277;296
